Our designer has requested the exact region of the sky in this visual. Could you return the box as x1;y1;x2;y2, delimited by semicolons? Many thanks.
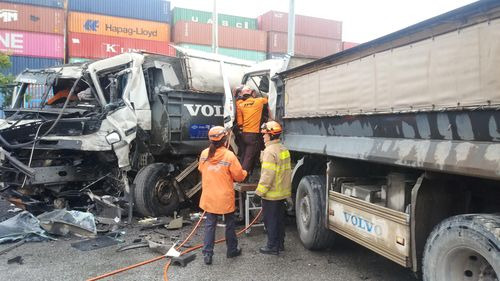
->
170;0;477;43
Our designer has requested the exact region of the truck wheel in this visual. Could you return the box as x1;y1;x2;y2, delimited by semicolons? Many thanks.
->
295;175;335;250
133;163;179;217
423;214;500;281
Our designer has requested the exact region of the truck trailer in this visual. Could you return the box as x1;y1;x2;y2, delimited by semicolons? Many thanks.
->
269;1;499;280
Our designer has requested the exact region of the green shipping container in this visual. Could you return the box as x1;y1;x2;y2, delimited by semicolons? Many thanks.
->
177;44;266;62
172;7;257;30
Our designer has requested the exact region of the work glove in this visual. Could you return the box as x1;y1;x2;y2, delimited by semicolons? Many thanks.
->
251;194;262;206
284;197;294;212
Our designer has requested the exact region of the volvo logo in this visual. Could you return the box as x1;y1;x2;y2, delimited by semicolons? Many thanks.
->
184;104;223;117
343;211;382;236
84;20;99;32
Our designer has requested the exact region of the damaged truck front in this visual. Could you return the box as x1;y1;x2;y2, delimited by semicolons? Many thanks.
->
0;50;252;220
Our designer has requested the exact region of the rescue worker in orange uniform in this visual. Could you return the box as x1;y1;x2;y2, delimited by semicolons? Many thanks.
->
236;86;269;176
198;126;248;265
46;88;78;105
252;121;292;255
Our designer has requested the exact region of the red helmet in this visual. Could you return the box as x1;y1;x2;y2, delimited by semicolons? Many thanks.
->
208;126;228;141
260;121;282;135
239;86;253;97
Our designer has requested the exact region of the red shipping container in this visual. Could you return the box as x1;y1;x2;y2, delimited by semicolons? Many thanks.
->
342;41;359;50
173;21;267;52
267;31;342;58
68;32;176;59
0;30;63;58
258;11;342;40
0;2;64;34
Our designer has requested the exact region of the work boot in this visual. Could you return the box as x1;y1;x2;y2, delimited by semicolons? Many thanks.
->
259;246;279;255
227;248;242;258
203;254;212;265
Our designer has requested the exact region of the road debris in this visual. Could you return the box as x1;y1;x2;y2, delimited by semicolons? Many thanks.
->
7;256;23;265
0;240;26;255
71;236;121;251
38;209;97;238
0;211;51;244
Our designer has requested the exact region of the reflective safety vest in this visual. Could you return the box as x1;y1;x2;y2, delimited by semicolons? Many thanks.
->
256;139;292;200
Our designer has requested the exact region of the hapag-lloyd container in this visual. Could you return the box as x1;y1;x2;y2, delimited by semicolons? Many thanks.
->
172;7;257;29
0;56;62;76
258;11;342;40
173;21;266;52
0;30;64;59
69;0;171;23
0;0;63;9
68;32;177;59
0;2;64;34
176;43;266;62
267;31;342;58
68;12;170;42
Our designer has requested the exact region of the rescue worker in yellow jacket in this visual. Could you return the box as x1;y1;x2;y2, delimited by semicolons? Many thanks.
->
252;121;292;255
198;126;248;265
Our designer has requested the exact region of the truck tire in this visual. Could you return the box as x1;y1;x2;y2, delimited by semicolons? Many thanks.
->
295;175;336;250
133;163;179;217
423;214;500;281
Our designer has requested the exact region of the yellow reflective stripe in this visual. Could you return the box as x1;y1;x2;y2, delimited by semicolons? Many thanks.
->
256;184;269;194
264;189;291;199
261;162;277;171
279;150;290;160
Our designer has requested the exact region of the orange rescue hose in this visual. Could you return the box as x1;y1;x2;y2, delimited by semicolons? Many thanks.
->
87;209;262;281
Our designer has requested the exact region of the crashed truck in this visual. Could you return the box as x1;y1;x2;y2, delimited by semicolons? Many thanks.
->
0;48;252;220
247;1;500;281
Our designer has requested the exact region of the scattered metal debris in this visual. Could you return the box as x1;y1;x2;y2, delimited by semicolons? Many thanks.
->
87;192;123;225
116;242;149;252
71;236;120;251
7;255;23;265
0;211;51;244
0;240;26;255
165;212;183;230
38;209;97;238
171;252;196;267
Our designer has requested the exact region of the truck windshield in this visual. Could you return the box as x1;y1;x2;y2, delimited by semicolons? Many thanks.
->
13;78;98;110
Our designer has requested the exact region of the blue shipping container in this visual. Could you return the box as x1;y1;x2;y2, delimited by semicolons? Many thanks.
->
69;0;171;23
1;56;63;77
0;0;63;9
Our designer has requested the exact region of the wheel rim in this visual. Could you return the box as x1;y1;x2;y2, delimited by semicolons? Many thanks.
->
154;178;174;205
299;190;311;229
438;246;498;281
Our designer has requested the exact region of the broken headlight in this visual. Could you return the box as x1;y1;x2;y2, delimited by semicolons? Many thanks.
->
105;131;121;145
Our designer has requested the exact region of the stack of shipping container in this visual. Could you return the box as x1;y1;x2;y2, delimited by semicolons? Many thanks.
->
171;7;267;62
67;0;174;63
0;1;349;74
0;0;64;76
258;11;343;59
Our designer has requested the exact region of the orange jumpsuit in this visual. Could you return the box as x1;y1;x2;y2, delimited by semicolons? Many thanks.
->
198;146;247;214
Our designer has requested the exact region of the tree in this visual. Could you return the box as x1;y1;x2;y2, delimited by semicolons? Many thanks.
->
0;52;15;107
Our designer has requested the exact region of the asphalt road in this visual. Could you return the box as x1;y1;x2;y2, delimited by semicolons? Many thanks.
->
0;200;417;281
